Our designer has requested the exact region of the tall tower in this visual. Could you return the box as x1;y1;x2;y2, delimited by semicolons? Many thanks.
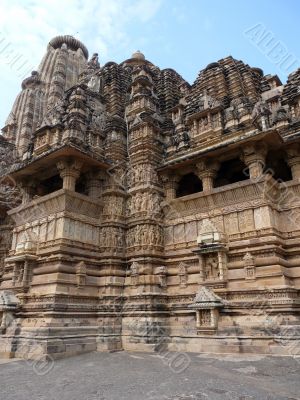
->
95;61;130;351
122;53;167;349
2;35;88;156
0;37;112;357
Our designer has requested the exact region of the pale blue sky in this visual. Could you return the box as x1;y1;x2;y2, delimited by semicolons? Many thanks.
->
0;0;299;128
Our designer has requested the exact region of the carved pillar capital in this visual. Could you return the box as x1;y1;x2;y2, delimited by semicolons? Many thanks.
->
161;171;180;201
241;142;268;163
85;170;105;198
195;159;219;191
286;144;300;158
161;171;180;187
286;144;300;180
241;142;267;180
18;179;36;204
56;159;83;191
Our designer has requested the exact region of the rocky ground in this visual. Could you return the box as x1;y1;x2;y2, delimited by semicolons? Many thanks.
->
0;351;299;400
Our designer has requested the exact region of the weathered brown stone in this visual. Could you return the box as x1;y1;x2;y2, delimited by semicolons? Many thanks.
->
0;36;300;359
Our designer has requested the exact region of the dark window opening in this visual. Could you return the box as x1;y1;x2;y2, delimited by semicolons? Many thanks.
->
36;174;63;196
214;158;249;188
265;151;292;182
75;176;87;195
176;173;203;198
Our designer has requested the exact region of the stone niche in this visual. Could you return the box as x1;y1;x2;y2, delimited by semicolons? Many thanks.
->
6;238;37;293
193;219;228;288
189;285;224;334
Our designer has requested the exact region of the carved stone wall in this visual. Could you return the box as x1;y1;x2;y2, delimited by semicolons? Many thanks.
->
0;36;300;359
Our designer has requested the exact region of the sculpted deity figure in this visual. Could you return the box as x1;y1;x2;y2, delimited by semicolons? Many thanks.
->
130;262;139;276
149;227;155;244
87;53;100;69
134;192;141;212
140;192;147;211
205;255;219;280
142;228;147;245
153;193;160;212
88;75;101;92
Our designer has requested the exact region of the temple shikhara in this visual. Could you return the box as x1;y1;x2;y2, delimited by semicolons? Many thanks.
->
1;35;300;359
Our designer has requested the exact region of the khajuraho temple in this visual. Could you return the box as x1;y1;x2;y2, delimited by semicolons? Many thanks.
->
0;35;300;359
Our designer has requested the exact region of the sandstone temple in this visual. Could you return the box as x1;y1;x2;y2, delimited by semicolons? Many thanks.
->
0;35;300;359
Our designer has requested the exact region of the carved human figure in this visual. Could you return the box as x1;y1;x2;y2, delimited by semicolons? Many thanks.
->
135;226;141;244
127;197;132;215
200;310;211;325
88;75;101;92
87;53;100;69
140;192;147;211
130;261;139;276
178;263;188;287
205;255;219;280
142;227;147;245
152;193;160;213
117;229;123;247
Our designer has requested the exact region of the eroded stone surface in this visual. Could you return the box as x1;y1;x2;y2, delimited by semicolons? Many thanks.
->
0;35;300;359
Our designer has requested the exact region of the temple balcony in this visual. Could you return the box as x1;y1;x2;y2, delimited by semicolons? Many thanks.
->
163;176;300;263
166;177;270;218
4;145;108;259
32;126;105;160
7;188;103;258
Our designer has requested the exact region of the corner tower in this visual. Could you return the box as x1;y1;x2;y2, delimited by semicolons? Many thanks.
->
2;35;88;155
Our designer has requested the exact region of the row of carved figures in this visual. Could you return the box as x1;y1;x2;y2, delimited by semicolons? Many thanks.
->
128;164;159;186
99;225;163;249
129;262;188;288
101;192;162;217
127;192;162;215
100;227;124;248
103;197;125;216
126;225;163;247
105;165;160;189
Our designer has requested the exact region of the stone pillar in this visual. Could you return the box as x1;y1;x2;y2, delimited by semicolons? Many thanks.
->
286;145;300;180
19;179;36;204
241;143;267;181
85;170;104;199
12;263;18;286
199;171;214;192
76;261;87;289
243;252;256;280
87;179;101;199
211;309;219;328
241;143;267;180
217;250;227;281
196;160;219;192
56;159;83;191
161;172;180;201
199;255;205;282
22;260;31;290
196;310;201;328
21;187;33;204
